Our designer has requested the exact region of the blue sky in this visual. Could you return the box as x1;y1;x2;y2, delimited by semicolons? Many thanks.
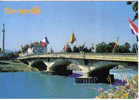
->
0;1;138;52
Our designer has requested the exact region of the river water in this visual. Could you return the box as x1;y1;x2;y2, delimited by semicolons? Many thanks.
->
0;66;137;98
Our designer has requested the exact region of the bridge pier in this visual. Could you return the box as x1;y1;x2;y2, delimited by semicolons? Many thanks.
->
28;61;32;67
84;59;89;65
44;62;54;72
17;53;137;83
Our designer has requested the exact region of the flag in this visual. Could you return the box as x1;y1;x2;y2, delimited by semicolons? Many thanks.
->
113;37;119;49
70;33;76;44
41;36;49;47
128;18;138;40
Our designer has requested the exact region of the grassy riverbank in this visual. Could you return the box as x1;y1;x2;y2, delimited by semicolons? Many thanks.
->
0;60;38;72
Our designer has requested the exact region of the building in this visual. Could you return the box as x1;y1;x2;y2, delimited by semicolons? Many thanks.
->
20;42;47;56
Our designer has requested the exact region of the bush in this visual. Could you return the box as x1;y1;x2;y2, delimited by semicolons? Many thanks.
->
0;52;19;60
96;74;138;99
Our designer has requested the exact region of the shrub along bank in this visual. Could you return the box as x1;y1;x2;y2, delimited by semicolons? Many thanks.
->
0;60;39;72
97;74;138;99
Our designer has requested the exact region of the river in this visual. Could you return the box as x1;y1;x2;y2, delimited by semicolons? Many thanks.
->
0;66;137;98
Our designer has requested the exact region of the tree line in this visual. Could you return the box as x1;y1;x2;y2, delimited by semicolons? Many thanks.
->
65;42;138;53
19;41;138;54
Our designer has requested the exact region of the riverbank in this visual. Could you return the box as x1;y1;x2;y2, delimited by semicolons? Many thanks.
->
0;60;38;72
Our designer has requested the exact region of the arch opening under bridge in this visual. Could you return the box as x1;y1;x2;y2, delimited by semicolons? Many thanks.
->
31;60;47;71
49;59;84;76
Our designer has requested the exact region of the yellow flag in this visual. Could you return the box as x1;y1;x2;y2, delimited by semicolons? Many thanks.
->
70;33;76;44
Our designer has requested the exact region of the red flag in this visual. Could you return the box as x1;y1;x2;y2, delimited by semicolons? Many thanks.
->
41;36;49;47
113;37;119;49
128;18;138;36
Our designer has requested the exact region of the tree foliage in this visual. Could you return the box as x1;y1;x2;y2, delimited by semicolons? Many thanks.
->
96;42;132;53
0;52;19;60
65;44;72;53
96;42;116;53
73;46;80;52
72;44;93;53
131;43;138;53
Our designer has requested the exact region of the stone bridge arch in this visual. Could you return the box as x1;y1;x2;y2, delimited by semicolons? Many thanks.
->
48;59;72;75
48;59;90;75
31;60;47;71
49;59;81;70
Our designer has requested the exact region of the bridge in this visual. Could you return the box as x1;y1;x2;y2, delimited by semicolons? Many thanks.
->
18;53;138;62
17;53;138;83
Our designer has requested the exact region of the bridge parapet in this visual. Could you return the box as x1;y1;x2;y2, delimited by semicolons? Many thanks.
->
17;53;138;62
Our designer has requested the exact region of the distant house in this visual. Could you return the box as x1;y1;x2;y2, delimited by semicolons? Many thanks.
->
20;42;47;56
27;47;34;55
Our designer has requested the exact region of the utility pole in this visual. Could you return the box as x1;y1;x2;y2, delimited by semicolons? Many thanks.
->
2;24;5;54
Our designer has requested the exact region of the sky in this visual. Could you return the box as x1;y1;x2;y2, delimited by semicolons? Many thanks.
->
0;1;138;52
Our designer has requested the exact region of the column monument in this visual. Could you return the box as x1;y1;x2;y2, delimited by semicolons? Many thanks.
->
2;24;5;53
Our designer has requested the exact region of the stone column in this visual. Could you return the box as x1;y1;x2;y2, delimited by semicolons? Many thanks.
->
1;24;5;53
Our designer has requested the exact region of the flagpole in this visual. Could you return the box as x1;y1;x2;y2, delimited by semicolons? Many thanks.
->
135;45;137;54
135;41;138;54
128;18;138;54
46;45;48;53
136;35;138;54
112;49;115;53
112;37;119;54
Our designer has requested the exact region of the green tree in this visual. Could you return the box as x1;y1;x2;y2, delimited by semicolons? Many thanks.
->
83;47;91;53
124;42;131;49
66;45;72;52
127;1;138;21
73;44;92;53
106;42;115;53
3;51;19;59
96;42;132;53
114;45;120;53
73;45;80;52
123;42;131;53
79;44;85;52
132;43;138;53
79;44;92;53
117;43;131;53
119;45;127;53
96;42;107;53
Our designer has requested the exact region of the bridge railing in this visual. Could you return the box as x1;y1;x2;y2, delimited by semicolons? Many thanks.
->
18;52;138;62
19;52;138;57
